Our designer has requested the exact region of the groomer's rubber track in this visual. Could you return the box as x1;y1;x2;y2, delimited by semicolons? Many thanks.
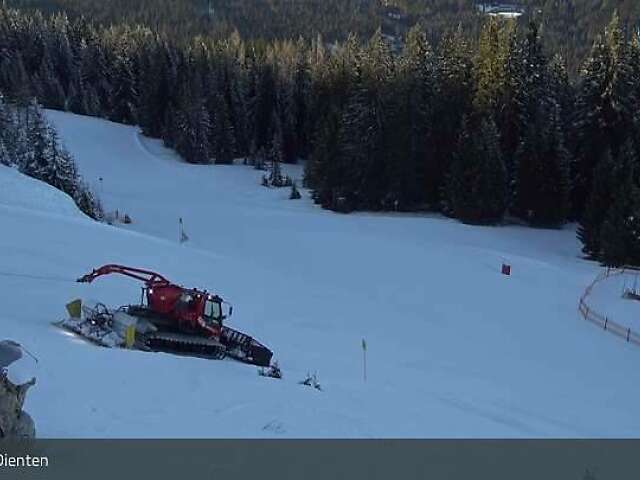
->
143;332;227;360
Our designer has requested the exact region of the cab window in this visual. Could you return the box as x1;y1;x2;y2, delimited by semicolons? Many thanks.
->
204;299;222;322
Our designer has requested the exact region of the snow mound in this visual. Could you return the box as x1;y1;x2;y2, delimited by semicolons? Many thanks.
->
0;164;84;219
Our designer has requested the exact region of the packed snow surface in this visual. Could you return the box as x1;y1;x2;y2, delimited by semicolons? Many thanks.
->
0;110;637;438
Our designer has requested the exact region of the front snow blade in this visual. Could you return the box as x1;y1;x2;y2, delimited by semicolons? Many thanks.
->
221;326;273;367
54;318;124;348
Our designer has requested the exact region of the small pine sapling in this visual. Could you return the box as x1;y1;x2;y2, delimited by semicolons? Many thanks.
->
299;372;322;391
290;181;302;199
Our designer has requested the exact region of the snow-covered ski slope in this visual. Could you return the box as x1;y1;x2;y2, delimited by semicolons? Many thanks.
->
0;109;638;437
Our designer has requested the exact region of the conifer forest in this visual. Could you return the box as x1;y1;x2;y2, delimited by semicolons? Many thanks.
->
0;1;639;265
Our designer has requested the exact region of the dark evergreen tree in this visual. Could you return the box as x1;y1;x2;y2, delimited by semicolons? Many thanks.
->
572;13;638;217
337;29;395;210
109;43;138;124
22;100;51;180
0;53;32;106
34;49;67;110
138;41;172;138
430;27;473;208
547;54;574;145
577;149;619;259
293;38;311;159
443;117;507;225
74;182;104;220
253;63;277;152
600;174;640;266
289;181;301;200
78;38;111;116
0;136;9;167
599;141;640;265
501;22;548;183
473;17;513;116
336;82;382;209
209;89;235;164
267;115;285;186
513;105;571;227
392;24;433;209
41;128;78;196
305;105;342;207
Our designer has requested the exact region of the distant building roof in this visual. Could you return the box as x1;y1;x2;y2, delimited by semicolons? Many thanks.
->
477;3;525;18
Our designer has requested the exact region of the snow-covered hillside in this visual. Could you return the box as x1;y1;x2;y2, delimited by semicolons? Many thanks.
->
1;110;638;437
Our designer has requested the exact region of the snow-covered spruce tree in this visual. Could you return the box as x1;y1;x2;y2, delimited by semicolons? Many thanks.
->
39;127;79;196
268;121;285;187
305;35;359;209
572;13;639;217
74;182;104;220
512;105;571;227
193;104;212;164
227;45;251;159
0;52;31;107
500;22;549;190
391;24;434;210
430;26;474;208
335;83;377;209
5;111;30;170
109;43;138;125
78;38;111;118
333;29;396;211
175;94;212;164
33;51;67;111
443;116;507;225
473;17;513;117
547;54;575;148
21;100;51;181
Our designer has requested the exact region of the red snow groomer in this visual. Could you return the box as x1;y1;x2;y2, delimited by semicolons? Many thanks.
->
59;264;273;367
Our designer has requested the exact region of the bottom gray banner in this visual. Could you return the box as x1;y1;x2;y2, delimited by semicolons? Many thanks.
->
0;440;637;480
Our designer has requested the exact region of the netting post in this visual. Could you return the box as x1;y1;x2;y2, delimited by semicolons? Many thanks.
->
604;318;608;331
627;329;631;342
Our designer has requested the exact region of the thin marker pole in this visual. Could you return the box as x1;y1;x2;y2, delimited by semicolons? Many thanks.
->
362;338;367;383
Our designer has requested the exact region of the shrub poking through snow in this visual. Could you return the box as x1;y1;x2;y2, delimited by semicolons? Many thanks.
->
290;181;302;200
269;159;285;187
299;372;322;391
259;361;282;379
